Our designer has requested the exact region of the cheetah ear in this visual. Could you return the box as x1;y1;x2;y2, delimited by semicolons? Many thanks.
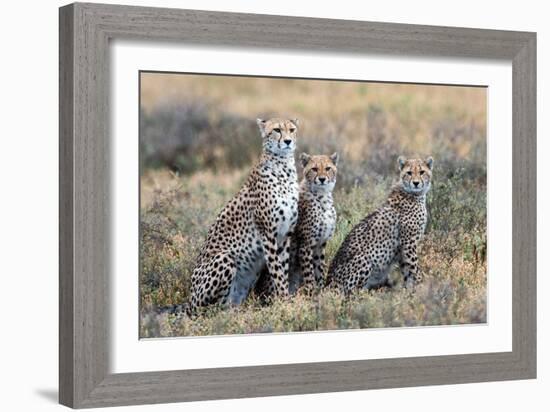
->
256;118;267;137
397;156;406;170
300;152;311;167
291;118;299;128
425;156;434;170
330;152;339;166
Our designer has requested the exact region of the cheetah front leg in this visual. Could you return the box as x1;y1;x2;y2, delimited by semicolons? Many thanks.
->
399;240;421;288
313;242;327;288
280;231;293;279
260;231;290;298
298;242;316;293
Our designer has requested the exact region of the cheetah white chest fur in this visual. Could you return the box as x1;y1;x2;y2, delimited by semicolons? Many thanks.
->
320;201;336;243
272;167;299;245
276;190;299;244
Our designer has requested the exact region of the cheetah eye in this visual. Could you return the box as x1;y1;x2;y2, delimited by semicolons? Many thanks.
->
289;128;296;133
325;167;331;172
311;167;318;172
406;171;413;176
420;170;425;175
272;128;281;134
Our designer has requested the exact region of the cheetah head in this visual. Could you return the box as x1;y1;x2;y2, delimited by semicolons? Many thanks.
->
300;152;339;193
397;156;434;195
256;118;299;157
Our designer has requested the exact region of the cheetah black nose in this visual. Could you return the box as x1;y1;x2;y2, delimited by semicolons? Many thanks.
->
413;181;420;187
318;177;326;184
283;139;292;146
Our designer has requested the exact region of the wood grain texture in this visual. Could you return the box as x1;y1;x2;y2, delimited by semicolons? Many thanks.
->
59;4;74;406
512;34;537;374
59;2;537;408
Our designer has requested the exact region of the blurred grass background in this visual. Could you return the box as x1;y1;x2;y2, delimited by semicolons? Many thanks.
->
139;72;487;337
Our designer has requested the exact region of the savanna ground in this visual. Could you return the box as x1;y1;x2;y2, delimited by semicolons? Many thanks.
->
139;73;487;338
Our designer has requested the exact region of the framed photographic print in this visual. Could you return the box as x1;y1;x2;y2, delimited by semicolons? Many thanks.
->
59;2;536;408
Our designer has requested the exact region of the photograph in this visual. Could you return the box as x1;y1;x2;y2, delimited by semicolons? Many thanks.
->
139;72;487;338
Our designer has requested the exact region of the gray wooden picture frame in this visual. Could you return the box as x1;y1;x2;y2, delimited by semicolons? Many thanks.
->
59;2;536;409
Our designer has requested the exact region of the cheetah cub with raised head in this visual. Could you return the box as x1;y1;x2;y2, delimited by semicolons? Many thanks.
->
288;152;339;294
190;118;299;311
328;156;433;294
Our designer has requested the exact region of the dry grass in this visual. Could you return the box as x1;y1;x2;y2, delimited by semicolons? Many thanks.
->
139;73;487;337
140;73;486;179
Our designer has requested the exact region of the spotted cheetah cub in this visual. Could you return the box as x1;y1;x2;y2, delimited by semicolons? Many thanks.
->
190;118;299;311
328;156;433;294
288;152;339;293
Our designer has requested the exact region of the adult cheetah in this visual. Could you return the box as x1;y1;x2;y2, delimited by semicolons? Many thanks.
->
190;118;299;310
328;156;433;294
288;152;339;294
